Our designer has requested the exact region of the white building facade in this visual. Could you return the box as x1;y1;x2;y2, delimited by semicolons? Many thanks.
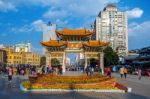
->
43;23;57;42
15;43;32;52
42;22;57;66
0;44;5;49
75;53;85;66
66;57;71;66
95;4;128;56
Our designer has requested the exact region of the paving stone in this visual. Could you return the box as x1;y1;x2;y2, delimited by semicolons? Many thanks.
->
0;72;150;99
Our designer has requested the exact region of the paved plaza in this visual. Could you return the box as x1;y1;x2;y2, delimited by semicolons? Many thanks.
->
0;72;150;99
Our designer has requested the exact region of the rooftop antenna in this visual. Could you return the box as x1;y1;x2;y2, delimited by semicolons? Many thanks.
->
47;21;52;26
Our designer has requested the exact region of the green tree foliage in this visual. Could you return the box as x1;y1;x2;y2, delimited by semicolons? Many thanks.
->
40;56;46;66
104;47;119;66
51;58;61;66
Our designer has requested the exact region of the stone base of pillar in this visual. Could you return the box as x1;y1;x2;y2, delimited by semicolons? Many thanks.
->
62;52;66;73
62;65;66;73
46;55;49;66
100;53;104;75
84;53;87;70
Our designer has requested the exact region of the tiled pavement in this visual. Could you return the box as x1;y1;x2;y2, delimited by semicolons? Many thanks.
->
112;73;150;99
0;72;150;99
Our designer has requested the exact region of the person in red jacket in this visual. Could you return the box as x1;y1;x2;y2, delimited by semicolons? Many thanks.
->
108;67;111;78
106;67;111;78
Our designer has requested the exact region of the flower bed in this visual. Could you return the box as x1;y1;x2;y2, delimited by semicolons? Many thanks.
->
22;78;118;90
21;74;125;91
29;74;110;84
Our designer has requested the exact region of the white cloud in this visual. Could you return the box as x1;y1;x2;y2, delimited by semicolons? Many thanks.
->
31;19;45;32
43;8;69;19
43;0;120;17
129;21;150;36
0;0;60;12
126;8;143;19
41;0;120;28
0;0;17;12
3;0;121;30
11;25;32;34
10;19;45;34
2;0;120;17
10;19;72;34
128;21;150;49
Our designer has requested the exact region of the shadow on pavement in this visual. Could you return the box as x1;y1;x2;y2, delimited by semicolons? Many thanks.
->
17;91;150;99
0;75;150;99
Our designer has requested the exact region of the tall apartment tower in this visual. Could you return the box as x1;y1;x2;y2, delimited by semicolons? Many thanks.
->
94;4;128;56
43;22;57;66
43;22;57;42
43;22;57;54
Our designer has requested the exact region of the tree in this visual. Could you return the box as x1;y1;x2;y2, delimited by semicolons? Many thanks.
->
104;47;119;67
40;56;46;66
51;58;61;66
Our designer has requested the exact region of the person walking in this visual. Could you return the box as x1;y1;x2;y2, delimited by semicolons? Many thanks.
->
85;66;89;76
138;68;142;80
123;67;128;79
8;66;14;87
21;68;25;76
91;67;94;75
42;66;45;74
16;65;20;75
107;67;111;78
1;65;6;78
119;67;124;78
89;67;94;76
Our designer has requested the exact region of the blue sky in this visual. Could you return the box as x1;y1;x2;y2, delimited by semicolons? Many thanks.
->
0;0;150;53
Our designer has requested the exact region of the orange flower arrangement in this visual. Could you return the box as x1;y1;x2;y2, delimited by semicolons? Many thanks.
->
22;74;121;90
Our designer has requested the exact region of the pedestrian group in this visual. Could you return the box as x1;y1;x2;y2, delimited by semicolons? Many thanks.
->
119;67;128;79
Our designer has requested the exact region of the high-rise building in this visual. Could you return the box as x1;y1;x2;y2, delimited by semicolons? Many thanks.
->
66;57;71;67
75;53;84;66
43;22;57;42
43;22;57;55
94;4;128;56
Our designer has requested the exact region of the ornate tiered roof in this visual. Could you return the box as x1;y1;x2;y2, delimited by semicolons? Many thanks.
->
41;40;67;47
82;40;109;47
82;40;109;52
41;40;109;48
56;28;94;36
41;28;109;52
